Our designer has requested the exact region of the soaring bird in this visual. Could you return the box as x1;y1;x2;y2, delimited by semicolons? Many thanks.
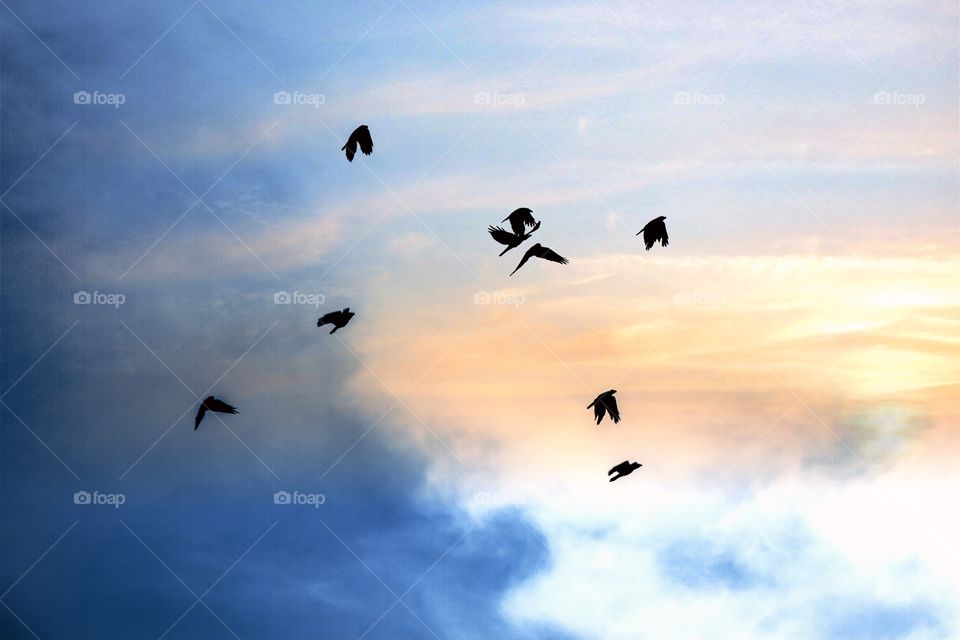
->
636;215;668;250
587;389;620;424
502;207;538;236
341;125;373;162
317;308;355;334
488;221;541;256
608;460;642;482
195;396;238;430
509;243;569;276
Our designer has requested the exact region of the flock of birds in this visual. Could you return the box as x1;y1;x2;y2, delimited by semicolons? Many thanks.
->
195;125;672;483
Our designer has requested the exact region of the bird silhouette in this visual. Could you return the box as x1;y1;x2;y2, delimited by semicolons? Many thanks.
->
342;125;373;162
608;460;642;482
637;216;668;250
488;221;541;256
509;243;569;276
317;307;355;334
502;207;538;236
195;396;238;430
587;389;620;424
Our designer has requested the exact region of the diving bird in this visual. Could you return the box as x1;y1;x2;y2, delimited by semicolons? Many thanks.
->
636;215;668;250
317;308;355;334
488;221;541;256
195;396;238;430
502;207;538;236
587;389;620;424
341;125;373;162
509;243;569;276
608;460;642;482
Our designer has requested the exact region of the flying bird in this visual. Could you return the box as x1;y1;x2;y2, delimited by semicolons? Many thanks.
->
195;396;238;430
587;389;620;424
636;215;668;250
317;307;355;334
341;125;373;162
608;460;642;482
488;221;541;256
509;243;569;276
502;207;538;236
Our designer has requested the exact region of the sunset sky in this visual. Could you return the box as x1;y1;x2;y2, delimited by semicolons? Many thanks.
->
1;1;958;638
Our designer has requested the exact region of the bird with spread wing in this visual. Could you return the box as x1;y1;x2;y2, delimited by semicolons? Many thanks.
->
488;208;541;256
587;389;620;424
636;215;669;250
509;243;569;276
608;460;642;482
341;125;373;162
489;225;540;257
195;396;239;430
502;208;538;236
317;308;355;334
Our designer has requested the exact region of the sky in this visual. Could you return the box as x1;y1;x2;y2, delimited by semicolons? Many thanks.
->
0;1;958;638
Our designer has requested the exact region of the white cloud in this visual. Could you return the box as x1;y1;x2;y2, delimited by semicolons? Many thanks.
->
495;470;959;639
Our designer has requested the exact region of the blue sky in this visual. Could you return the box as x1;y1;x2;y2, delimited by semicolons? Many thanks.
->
2;1;958;638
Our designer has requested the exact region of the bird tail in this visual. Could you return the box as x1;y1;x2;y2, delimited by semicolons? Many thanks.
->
499;246;513;257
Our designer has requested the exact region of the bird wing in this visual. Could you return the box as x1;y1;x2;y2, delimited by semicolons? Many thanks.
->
194;404;207;430
605;395;620;423
517;208;536;229
208;399;238;414
608;461;629;475
594;401;607;424
342;138;357;162
356;126;373;156
488;226;518;246
536;246;569;265
509;246;536;276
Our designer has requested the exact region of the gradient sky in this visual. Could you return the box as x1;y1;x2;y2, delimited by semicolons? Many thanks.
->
1;1;958;639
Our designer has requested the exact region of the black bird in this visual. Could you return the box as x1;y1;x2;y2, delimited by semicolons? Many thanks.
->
636;215;668;250
608;460;642;482
317;307;355;334
195;396;238;430
509;243;569;276
341;125;373;162
587;389;620;424
502;207;538;236
488;221;541;256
